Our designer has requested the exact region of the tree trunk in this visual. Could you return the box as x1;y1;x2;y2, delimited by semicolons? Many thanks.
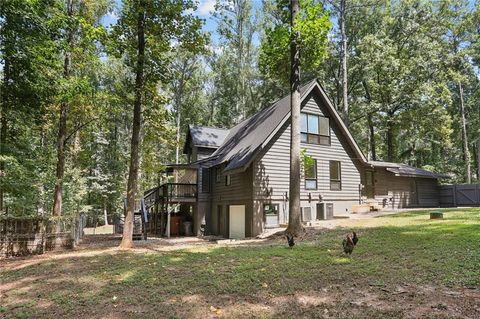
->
476;138;480;181
367;113;376;161
285;0;303;244
386;112;394;162
175;101;181;164
340;0;349;126
458;81;471;183
104;200;109;226
52;0;74;216
174;63;186;164
120;2;145;249
0;54;10;213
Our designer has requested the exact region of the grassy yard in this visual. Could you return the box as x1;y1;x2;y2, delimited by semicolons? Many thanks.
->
1;209;479;319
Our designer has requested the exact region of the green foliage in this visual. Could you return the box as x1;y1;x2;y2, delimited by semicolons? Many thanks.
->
259;0;331;90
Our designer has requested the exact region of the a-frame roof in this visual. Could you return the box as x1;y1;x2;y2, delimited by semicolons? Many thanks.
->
212;79;368;173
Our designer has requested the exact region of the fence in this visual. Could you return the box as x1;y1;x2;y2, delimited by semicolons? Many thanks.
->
0;214;86;257
439;184;480;207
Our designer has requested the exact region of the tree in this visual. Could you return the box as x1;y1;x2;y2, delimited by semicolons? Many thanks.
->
52;0;109;216
322;0;381;126
287;0;302;245
260;0;330;245
438;0;476;183
111;0;206;248
210;0;260;125
1;0;64;215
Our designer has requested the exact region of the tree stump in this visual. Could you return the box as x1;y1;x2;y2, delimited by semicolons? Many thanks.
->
430;211;443;219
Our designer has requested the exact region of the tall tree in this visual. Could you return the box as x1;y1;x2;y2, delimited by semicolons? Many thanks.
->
439;0;476;183
260;0;330;244
52;0;109;216
211;0;259;125
111;0;205;248
287;0;302;245
0;0;62;214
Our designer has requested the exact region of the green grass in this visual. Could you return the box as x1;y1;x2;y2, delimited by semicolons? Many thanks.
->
1;208;479;318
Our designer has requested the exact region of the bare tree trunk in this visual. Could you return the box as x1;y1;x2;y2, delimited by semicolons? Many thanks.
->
0;55;10;213
458;81;471;183
386;112;394;162
174;62;186;164
340;0;349;126
175;103;181;164
120;2;145;249
104;200;109;226
52;0;74;216
476;138;480;181
285;0;303;245
362;80;375;161
367;113;376;161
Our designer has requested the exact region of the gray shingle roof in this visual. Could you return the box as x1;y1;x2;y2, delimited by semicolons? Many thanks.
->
185;125;229;151
212;80;368;172
369;161;447;179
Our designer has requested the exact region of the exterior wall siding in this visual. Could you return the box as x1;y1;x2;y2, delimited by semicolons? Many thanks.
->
369;168;439;208
252;94;363;234
209;165;254;237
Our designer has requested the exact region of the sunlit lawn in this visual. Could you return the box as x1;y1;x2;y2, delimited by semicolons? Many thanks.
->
1;209;479;318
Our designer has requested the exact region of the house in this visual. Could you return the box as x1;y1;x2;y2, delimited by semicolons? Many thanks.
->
144;79;445;239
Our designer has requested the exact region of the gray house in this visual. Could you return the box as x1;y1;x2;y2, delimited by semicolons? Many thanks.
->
145;80;445;239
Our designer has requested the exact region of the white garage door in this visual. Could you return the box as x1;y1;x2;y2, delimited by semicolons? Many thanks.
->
229;205;245;239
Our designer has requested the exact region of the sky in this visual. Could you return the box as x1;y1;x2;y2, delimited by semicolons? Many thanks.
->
100;0;263;43
100;0;218;33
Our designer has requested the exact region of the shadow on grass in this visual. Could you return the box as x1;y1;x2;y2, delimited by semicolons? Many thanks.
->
1;216;479;318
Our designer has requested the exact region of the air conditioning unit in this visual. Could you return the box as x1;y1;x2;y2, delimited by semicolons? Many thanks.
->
301;207;312;222
316;203;334;220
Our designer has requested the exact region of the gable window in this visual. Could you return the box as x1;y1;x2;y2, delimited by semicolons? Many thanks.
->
225;174;231;186
300;113;330;145
330;161;341;190
304;158;317;190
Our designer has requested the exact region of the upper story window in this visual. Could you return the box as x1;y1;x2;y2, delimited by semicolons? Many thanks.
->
215;167;221;183
304;158;317;190
300;113;330;145
330;160;342;190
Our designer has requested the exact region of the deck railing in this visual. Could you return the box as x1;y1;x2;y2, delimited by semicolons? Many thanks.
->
143;183;197;209
163;183;197;199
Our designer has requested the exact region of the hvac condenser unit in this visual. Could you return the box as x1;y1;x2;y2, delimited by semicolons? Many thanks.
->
316;202;334;220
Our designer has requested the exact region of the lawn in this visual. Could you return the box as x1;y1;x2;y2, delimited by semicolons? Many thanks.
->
1;209;479;318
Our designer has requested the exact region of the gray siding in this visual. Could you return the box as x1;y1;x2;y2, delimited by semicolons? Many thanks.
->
369;168;439;208
209;165;254;237
252;95;363;232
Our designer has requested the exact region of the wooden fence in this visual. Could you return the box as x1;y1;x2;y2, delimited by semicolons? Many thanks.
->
439;184;480;207
0;214;86;257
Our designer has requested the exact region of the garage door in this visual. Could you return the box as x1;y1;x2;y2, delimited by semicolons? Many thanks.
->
229;205;245;239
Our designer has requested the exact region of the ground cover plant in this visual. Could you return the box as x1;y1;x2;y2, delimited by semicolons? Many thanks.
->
1;209;479;318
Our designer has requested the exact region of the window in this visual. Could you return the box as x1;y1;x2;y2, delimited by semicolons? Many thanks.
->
300;113;330;145
215;167;221;183
330;161;341;190
304;158;317;189
225;174;231;186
